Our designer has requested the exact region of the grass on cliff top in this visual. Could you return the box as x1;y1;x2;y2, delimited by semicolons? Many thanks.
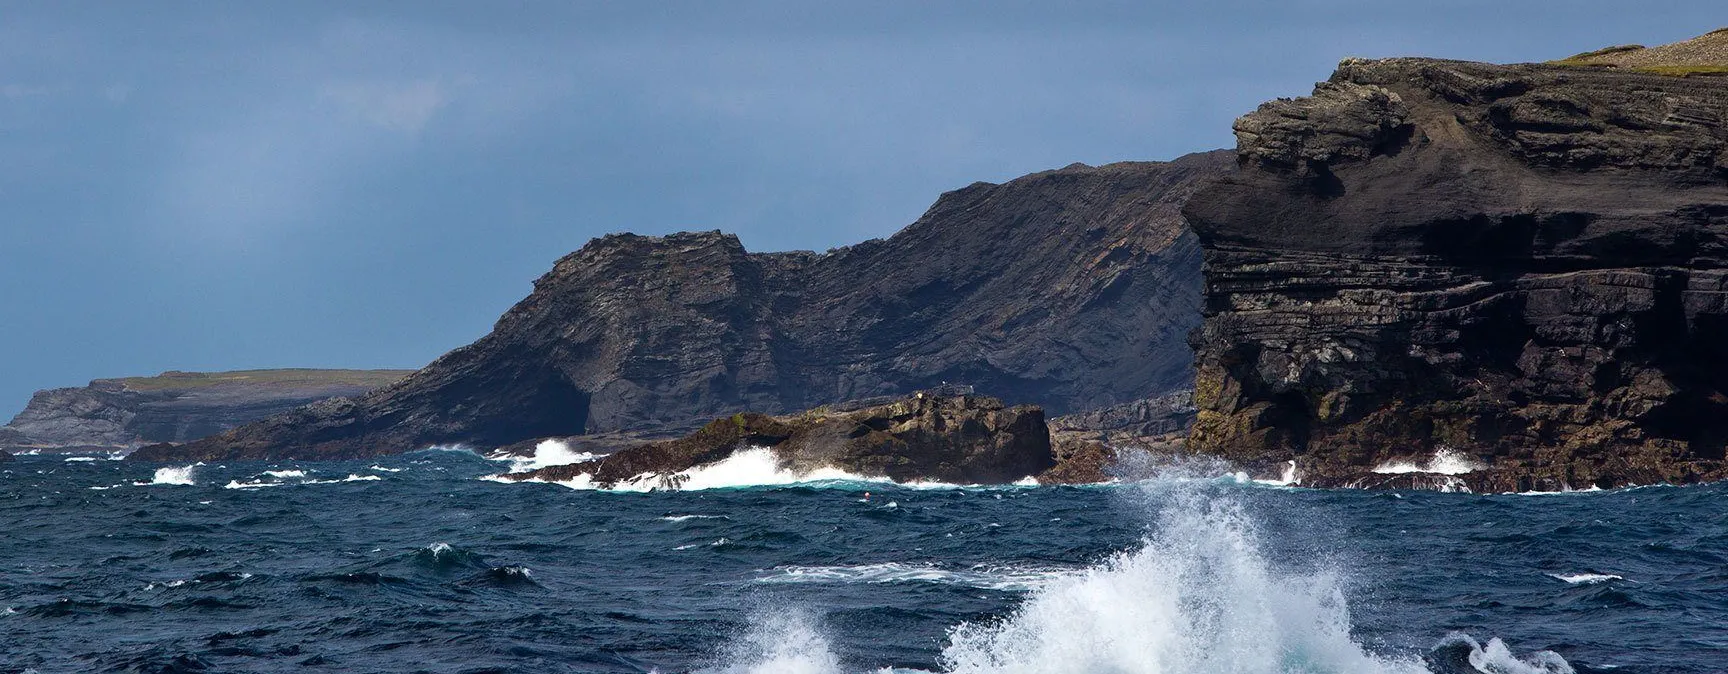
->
111;369;414;391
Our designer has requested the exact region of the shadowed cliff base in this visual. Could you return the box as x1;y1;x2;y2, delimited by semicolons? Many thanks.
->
1185;31;1728;490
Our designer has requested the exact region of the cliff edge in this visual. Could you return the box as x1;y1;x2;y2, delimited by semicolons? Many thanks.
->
1185;35;1728;491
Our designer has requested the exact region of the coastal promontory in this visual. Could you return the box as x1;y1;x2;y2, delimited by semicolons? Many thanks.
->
135;154;1229;462
1185;32;1728;490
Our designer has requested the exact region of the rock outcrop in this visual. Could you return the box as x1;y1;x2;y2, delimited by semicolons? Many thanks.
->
137;153;1230;462
505;393;1054;487
1186;46;1728;490
3;370;411;453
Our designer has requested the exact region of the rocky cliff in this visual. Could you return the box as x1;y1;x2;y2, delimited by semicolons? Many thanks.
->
136;153;1230;462
3;370;411;453
1185;42;1728;490
506;393;1054;488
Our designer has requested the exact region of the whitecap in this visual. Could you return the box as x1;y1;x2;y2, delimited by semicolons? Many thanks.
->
63;456;99;463
756;562;1073;592
368;465;404;473
145;465;198;486
661;515;730;522
1549;572;1622;584
489;438;596;473
1373;448;1484;475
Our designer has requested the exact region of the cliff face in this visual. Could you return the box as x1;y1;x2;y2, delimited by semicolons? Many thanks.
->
1185;56;1728;490
2;370;411;452
137;153;1231;462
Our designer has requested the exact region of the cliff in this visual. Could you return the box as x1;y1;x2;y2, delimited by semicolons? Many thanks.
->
1185;37;1728;490
2;370;411;453
136;153;1231;462
506;392;1054;488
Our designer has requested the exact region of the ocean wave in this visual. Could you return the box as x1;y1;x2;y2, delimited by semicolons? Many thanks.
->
146;465;199;486
662;514;731;522
709;483;1574;674
1373;449;1484;476
1549;572;1623;585
490;438;597;473
223;473;381;490
755;562;1073;592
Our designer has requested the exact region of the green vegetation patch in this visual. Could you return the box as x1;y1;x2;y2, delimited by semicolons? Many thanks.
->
112;369;414;391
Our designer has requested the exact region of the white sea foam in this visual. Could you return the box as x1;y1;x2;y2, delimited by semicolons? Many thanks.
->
262;469;307;478
63;456;99;463
1372;448;1484;475
487;439;597;474
710;482;1573;674
756;562;1073;592
533;447;897;492
368;465;404;473
1549;572;1622;585
700;607;843;674
661;515;730;522
147;465;198;486
1440;634;1576;674
224;473;381;490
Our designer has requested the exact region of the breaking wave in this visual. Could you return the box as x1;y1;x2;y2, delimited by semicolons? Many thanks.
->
1373;449;1484;476
490;438;596;473
710;483;1572;674
529;447;897;492
147;465;199;486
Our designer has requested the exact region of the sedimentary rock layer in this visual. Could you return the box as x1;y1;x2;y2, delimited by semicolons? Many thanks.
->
139;153;1229;461
1186;56;1728;489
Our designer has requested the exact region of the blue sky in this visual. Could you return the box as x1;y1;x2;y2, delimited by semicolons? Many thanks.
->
1;1;1722;416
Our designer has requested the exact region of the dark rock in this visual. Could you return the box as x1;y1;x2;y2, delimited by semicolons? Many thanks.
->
0;449;11;463
506;393;1053;487
1185;54;1728;489
142;153;1232;462
4;370;411;454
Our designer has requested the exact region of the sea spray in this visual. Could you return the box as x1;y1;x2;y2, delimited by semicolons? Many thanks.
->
937;485;1426;674
147;464;199;486
700;607;844;674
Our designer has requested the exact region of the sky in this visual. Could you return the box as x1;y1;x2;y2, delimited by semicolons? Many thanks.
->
1;1;1723;416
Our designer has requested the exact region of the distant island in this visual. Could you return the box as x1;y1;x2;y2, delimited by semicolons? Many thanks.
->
1;369;411;454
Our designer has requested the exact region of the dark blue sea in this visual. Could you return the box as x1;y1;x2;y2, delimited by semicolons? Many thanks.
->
3;449;1725;673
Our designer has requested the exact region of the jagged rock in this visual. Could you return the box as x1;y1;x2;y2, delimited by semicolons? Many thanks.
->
3;370;410;453
0;449;11;464
138;153;1231;462
505;393;1053;487
1185;47;1728;490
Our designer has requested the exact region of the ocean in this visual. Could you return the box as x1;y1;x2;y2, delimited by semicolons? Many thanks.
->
2;449;1724;673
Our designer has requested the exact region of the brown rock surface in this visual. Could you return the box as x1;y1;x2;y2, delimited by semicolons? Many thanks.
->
506;393;1054;488
1185;50;1728;490
137;153;1230;462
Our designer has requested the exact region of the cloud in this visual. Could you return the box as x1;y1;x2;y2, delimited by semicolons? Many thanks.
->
318;78;450;134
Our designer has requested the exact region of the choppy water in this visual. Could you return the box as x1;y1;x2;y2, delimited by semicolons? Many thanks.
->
3;450;1725;673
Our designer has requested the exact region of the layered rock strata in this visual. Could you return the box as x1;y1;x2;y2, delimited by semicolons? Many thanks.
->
504;393;1056;487
139;153;1230;462
1186;54;1728;490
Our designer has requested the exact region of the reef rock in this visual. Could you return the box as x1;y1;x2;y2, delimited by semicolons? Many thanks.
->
505;393;1053;487
4;370;410;454
1186;47;1728;490
138;153;1230;462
